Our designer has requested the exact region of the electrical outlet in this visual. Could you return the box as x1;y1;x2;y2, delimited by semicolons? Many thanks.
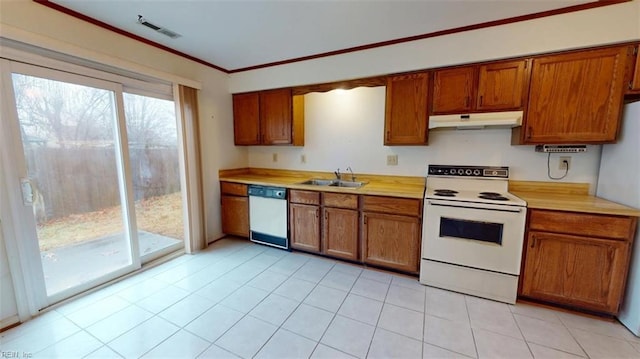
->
559;156;571;170
272;153;278;162
387;154;398;166
300;154;306;164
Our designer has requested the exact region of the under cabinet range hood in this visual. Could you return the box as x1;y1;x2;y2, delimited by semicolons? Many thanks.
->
429;111;523;130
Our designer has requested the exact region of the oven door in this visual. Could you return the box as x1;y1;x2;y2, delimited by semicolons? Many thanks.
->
422;199;526;275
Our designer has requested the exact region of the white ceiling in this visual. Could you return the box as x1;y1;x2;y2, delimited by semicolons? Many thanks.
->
53;0;594;72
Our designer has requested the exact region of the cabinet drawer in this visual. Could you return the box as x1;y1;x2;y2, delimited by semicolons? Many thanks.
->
221;182;248;196
290;190;320;205
323;193;358;209
362;196;422;217
529;209;635;240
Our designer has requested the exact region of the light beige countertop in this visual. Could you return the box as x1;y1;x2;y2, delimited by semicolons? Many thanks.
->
219;170;640;216
219;168;426;199
509;181;640;217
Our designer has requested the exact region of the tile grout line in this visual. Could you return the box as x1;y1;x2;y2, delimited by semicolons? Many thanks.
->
464;295;480;359
363;271;394;359
257;259;337;357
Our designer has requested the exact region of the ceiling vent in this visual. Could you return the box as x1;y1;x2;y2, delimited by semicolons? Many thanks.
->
137;15;181;39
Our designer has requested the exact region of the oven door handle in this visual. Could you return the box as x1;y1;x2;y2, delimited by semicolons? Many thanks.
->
428;201;524;213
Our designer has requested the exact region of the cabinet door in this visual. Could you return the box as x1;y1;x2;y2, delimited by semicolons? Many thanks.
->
260;89;292;145
477;60;527;111
233;93;260;145
432;67;476;114
323;208;359;261
630;46;640;93
290;203;321;253
521;231;629;314
221;195;249;237
523;46;627;144
384;73;429;145
362;212;420;272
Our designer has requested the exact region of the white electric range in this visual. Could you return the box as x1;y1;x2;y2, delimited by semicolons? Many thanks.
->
420;165;527;304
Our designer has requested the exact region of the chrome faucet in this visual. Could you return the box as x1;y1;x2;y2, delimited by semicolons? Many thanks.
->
334;168;341;181
346;166;356;182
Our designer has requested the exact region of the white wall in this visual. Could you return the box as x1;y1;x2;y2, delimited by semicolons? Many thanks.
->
0;0;245;242
229;1;640;92
249;87;602;190
597;102;640;334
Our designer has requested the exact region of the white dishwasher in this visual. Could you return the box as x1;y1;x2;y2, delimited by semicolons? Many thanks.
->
248;185;289;250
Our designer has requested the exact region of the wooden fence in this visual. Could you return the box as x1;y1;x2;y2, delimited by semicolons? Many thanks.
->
25;146;180;221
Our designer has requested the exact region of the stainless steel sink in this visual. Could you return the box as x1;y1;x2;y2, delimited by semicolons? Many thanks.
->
298;178;366;188
298;179;337;186
330;180;366;188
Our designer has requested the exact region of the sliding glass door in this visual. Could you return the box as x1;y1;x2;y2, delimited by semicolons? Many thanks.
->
1;61;186;308
123;92;184;261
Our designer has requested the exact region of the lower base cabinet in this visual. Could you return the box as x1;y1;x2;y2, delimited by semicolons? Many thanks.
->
519;209;636;315
221;196;249;237
290;203;321;252
521;231;628;314
288;190;422;273
362;212;421;273
220;182;249;238
323;207;359;261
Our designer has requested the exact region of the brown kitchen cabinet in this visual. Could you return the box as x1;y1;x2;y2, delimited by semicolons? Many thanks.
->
233;89;304;146
384;72;430;145
517;46;628;144
432;60;527;115
220;182;249;237
289;190;359;261
361;196;422;273
323;193;359;261
628;45;640;94
520;209;637;314
432;67;475;114
289;190;321;253
476;60;528;111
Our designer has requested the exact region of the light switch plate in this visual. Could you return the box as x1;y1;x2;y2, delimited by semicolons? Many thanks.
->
387;154;398;166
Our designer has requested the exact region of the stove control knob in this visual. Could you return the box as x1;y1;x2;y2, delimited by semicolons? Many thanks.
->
473;169;481;176
465;169;472;175
457;169;464;175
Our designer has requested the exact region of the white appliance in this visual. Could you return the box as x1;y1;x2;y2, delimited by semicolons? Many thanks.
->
429;111;523;130
597;102;640;336
420;165;527;304
248;185;289;250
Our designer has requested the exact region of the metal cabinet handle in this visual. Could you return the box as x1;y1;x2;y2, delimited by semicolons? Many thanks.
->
530;235;537;248
363;215;367;225
527;126;533;140
479;95;483;106
316;208;319;218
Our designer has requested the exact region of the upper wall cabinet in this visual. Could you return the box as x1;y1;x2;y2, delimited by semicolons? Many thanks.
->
384;72;430;145
477;60;528;111
628;45;640;94
432;60;528;115
432;67;475;114
518;46;628;144
233;89;304;146
233;92;260;145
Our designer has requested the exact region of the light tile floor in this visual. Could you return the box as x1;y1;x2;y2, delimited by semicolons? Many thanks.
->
2;237;640;359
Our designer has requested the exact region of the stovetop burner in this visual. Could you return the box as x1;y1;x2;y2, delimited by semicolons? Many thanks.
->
433;189;458;197
434;189;458;194
425;165;527;207
478;194;509;201
479;192;501;196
